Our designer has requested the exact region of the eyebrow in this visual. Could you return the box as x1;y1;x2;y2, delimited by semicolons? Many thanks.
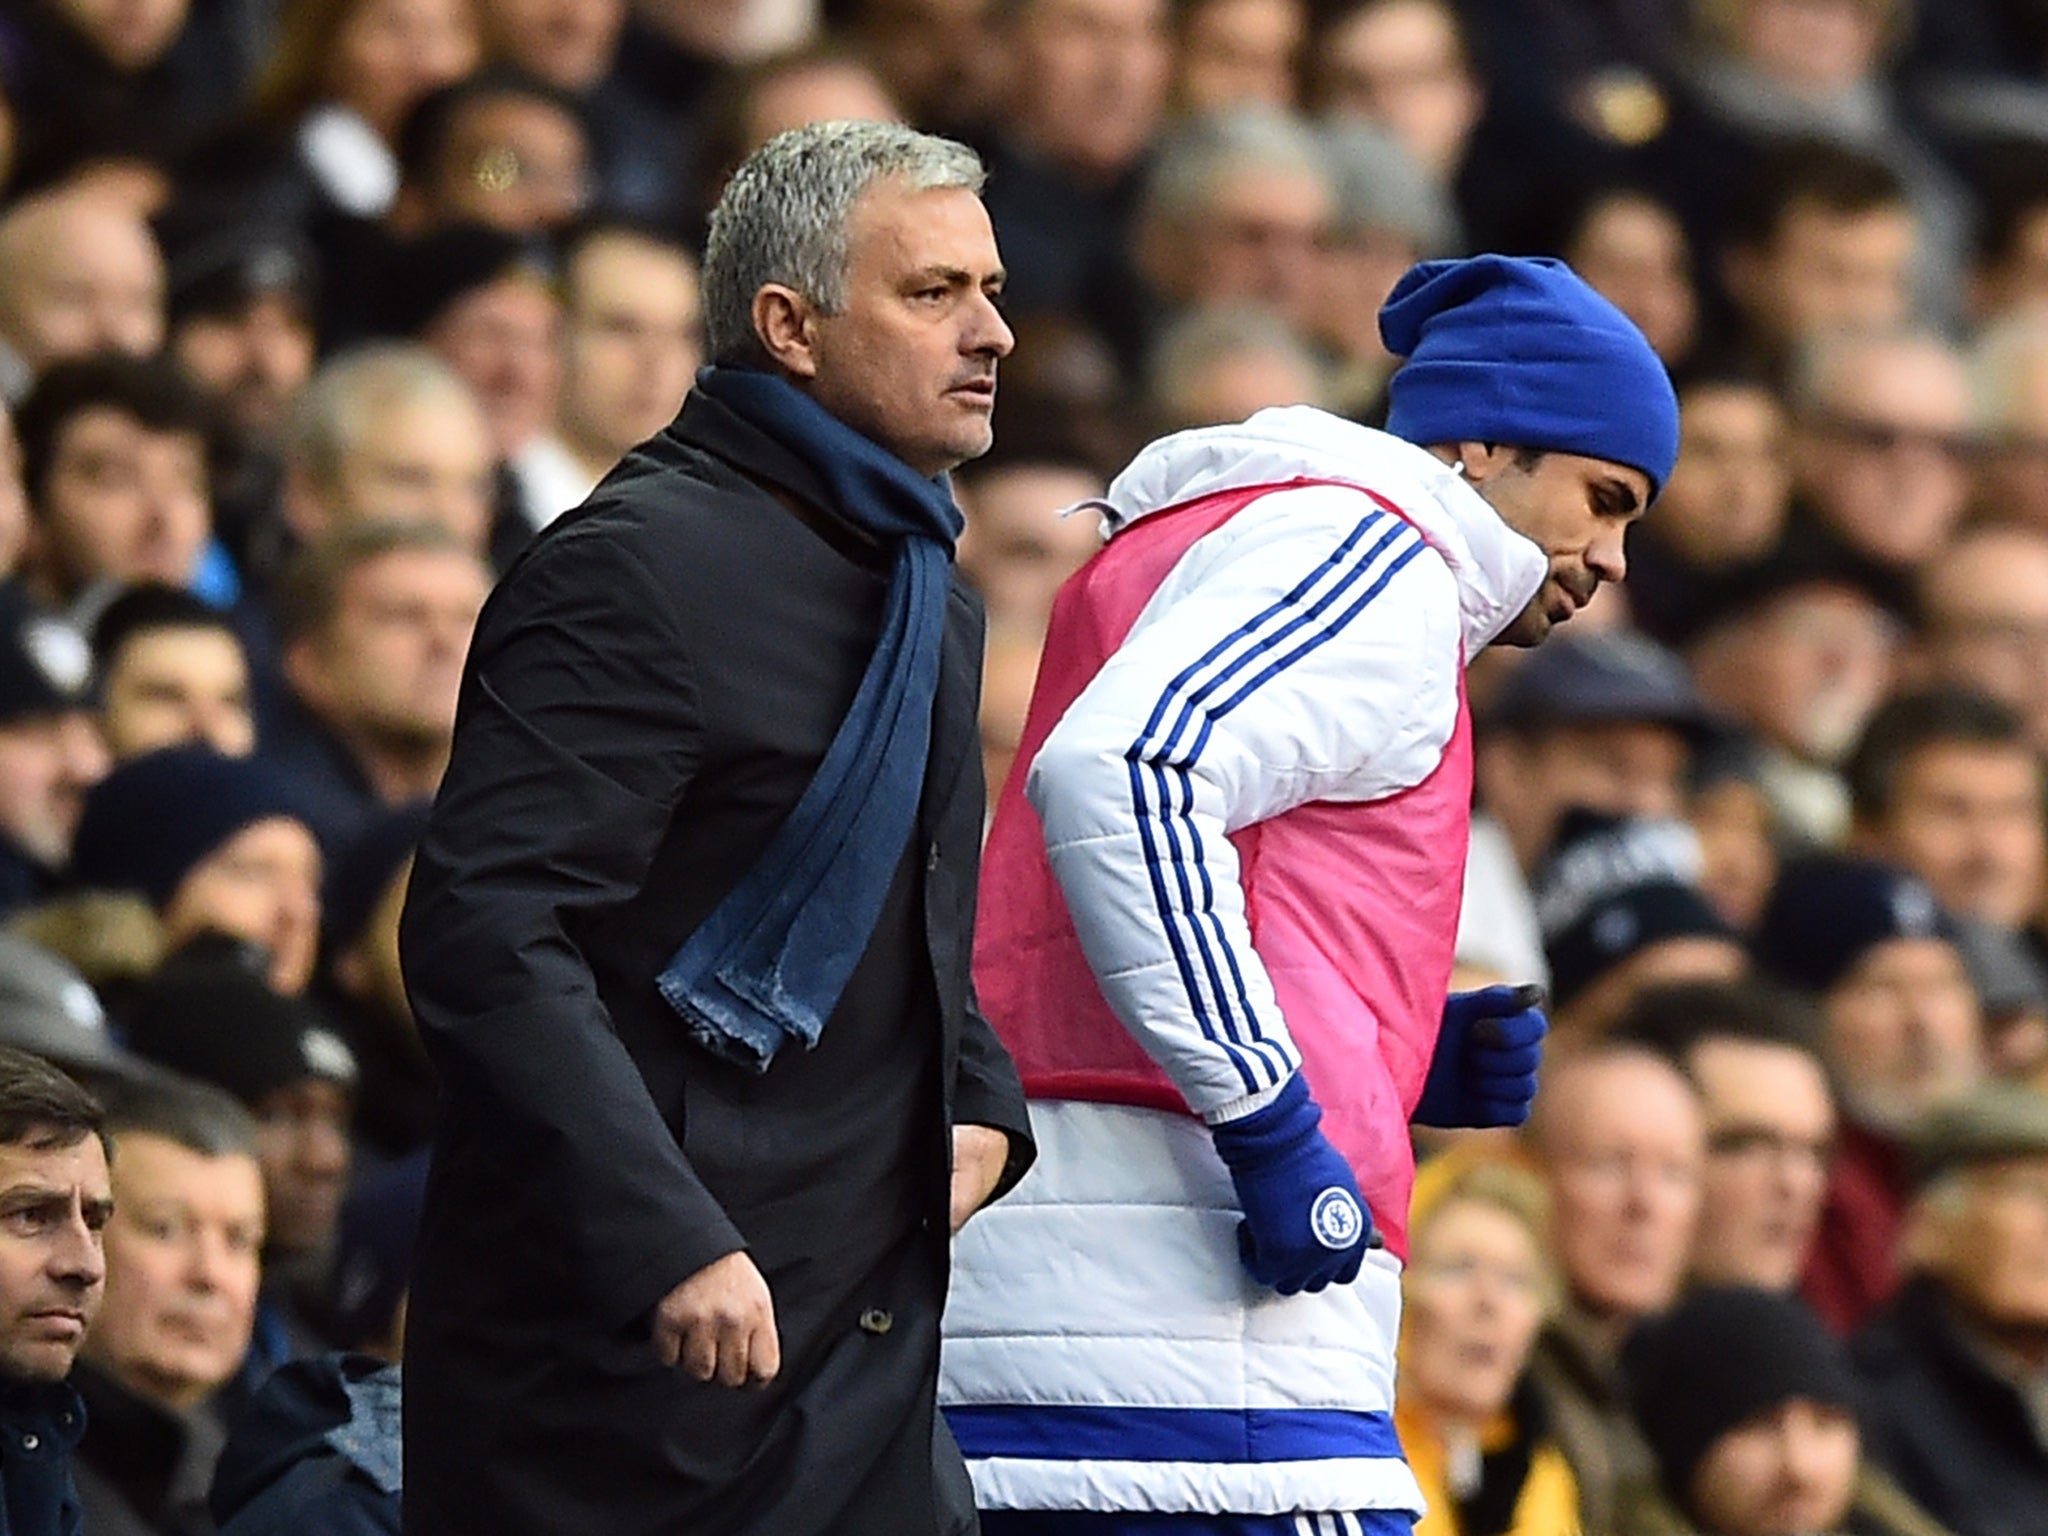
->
907;265;1007;288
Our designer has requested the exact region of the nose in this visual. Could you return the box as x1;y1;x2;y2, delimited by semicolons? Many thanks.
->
303;1118;350;1179
967;290;1014;360
50;1212;103;1291
1588;524;1628;585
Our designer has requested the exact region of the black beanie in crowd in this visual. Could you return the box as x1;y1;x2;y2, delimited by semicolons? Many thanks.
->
1624;1286;1859;1506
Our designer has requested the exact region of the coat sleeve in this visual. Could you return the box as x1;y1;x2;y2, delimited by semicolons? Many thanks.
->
1025;484;1463;1124
951;991;1036;1203
400;523;744;1330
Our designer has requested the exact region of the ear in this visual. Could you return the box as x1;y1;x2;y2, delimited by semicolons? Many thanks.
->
1455;442;1518;483
752;284;821;380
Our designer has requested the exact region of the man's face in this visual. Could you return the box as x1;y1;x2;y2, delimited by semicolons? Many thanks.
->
251;1080;351;1259
332;393;495;554
1918;531;2048;752
172;295;316;445
1978;205;2048;325
102;626;255;762
51;0;191;69
799;180;1013;480
1316;0;1481;179
480;0;622;91
1175;0;1302;112
1162;164;1330;327
1657;384;1790;566
1481;719;1690;871
1794;338;1971;569
1695;585;1897;764
1737;0;1887;95
1741;201;1915;352
433;95;591;233
1825;936;1983;1133
1469;448;1647;648
1010;0;1170;179
743;61;903;153
161;816;322;996
88;1133;263;1412
34;408;210;597
296;548;488;749
1690;1037;1836;1290
1569;195;1696;366
957;463;1104;633
1539;1053;1705;1319
1874;743;2045;928
1689;1399;1860;1536
0;201;164;372
0;711;109;869
558;237;699;462
427;275;562;459
0;1131;109;1383
1924;1156;2048;1330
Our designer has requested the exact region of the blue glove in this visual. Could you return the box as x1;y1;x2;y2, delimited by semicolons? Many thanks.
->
1413;983;1548;1129
1210;1074;1372;1295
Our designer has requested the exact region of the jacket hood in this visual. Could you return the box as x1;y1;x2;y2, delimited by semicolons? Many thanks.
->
1093;405;1551;654
209;1354;403;1524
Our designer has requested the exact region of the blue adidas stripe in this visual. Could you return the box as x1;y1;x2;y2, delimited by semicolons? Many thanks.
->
1125;511;1428;1091
946;1404;1406;1466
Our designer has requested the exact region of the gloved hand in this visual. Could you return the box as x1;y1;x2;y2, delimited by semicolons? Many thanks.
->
1210;1074;1372;1295
1412;983;1548;1130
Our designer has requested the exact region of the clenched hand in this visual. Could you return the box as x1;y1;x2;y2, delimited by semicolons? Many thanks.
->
654;1250;780;1387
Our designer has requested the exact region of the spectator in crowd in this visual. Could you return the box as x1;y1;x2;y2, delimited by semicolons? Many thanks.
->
1689;738;1782;935
265;521;488;858
1782;325;1974;595
388;70;595;239
1169;0;1303;114
1755;855;1986;1336
1615;980;1838;1291
207;1353;403;1536
1688;562;1903;848
0;932;151;1092
1719;141;1917;379
1968;150;2048;327
478;0;623;99
279;347;495;562
1847;691;2045;941
0;189;165;403
977;0;1171;323
953;454;1103;640
1525;1043;1706;1536
977;626;1040;812
374;226;562;543
1398;1149;1578;1536
67;745;323;996
161;221;320;556
1310;0;1482;193
327;1151;425;1360
124;946;358;1387
1131;107;1333;361
1968;310;2048;531
1312;121;1457;420
1534;813;1748;1042
13;355;215;625
0;1044;110;1536
90;585;257;762
1856;1082;2048;1536
1627;1285;1946;1536
1624;370;1793;650
1556;187;1699;370
314;802;434;1160
242;0;480;225
0;583;106;916
1143;305;1327;432
841;0;995;137
529;223;700;525
1912;524;2048;756
71;1075;265;1536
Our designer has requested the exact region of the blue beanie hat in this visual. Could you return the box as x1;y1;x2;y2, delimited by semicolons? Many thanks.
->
1752;855;1956;997
1379;254;1681;498
70;746;314;909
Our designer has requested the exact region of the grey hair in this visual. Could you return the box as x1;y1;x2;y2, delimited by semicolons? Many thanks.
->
702;120;986;366
285;343;478;490
1784;323;1964;417
1146;303;1329;427
101;1073;258;1159
1141;107;1333;227
1969;310;2048;435
1319;120;1461;254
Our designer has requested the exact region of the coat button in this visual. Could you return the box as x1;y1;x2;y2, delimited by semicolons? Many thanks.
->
926;844;941;872
858;1308;893;1335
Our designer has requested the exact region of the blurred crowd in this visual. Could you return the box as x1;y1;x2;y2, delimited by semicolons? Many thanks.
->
0;0;2040;1532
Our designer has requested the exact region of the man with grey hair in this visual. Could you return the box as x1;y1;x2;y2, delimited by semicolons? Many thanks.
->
399;120;1034;1535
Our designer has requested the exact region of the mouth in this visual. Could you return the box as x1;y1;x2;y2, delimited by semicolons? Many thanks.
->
28;1310;86;1336
947;377;996;406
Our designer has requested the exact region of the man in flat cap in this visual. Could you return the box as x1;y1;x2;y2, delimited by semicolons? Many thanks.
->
949;253;1679;1530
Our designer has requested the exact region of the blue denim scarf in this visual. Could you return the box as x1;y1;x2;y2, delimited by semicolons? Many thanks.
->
655;366;963;1072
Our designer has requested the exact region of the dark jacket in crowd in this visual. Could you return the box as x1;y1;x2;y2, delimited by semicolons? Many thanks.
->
1853;1276;2048;1536
0;1377;85;1536
400;389;1034;1536
209;1356;399;1536
71;1361;226;1536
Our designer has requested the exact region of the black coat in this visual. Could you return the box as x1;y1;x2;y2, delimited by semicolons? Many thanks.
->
1852;1276;2048;1536
399;391;1034;1536
0;1378;84;1536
